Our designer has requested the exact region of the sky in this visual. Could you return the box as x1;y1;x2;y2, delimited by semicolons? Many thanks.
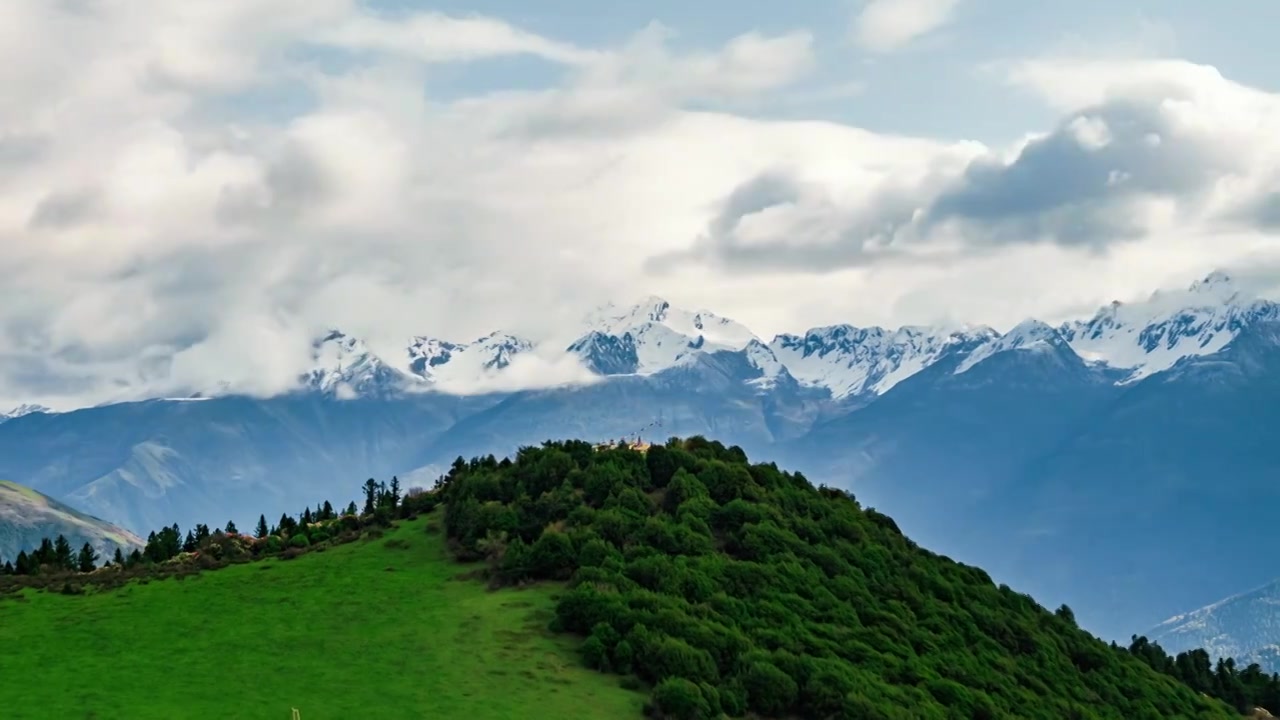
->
3;0;1280;409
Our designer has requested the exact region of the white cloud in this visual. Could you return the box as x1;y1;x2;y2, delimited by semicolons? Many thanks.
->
851;0;961;53
1;1;1279;411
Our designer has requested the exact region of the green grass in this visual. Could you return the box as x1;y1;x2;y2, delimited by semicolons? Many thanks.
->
0;514;646;720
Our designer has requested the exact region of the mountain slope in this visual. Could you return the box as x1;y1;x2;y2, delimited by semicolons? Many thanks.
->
0;394;493;533
1145;578;1280;674
0;480;142;563
1003;319;1280;640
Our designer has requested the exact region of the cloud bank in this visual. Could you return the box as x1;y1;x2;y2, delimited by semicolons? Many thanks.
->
1;1;1279;410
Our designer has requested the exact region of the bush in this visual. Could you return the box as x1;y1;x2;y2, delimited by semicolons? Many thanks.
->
649;677;710;720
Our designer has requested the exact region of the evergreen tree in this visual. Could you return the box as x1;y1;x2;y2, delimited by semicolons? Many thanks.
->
183;530;197;553
302;506;313;525
390;476;401;510
36;537;54;566
53;534;74;570
256;514;269;538
345;501;358;516
1;560;12;576
195;524;211;544
113;547;125;566
322;500;335;520
77;542;98;573
127;549;142;567
363;478;379;515
15;550;31;576
224;520;238;535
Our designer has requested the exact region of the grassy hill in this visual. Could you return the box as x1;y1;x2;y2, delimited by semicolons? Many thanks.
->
0;513;644;719
0;479;142;563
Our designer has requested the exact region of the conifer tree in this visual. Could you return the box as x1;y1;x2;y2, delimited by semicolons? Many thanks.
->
390;476;401;510
54;534;74;570
77;542;98;573
363;478;379;514
256;514;269;538
224;520;238;535
113;547;125;566
322;500;335;520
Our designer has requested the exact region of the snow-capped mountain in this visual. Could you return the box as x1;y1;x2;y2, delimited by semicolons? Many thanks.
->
1059;271;1280;382
407;331;533;382
0;404;52;421
955;320;1071;374
303;330;419;398
294;271;1279;404
771;324;998;398
569;296;758;375
1145;579;1280;673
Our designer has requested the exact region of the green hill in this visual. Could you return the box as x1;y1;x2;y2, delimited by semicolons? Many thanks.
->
0;513;645;719
0;480;142;563
0;438;1252;718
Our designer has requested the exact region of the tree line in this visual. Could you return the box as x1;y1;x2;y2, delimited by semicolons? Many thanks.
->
0;475;434;582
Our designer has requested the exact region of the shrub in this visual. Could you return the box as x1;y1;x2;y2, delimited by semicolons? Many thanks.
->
649;677;710;720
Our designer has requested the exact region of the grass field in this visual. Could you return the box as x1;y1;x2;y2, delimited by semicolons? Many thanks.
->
0;514;646;720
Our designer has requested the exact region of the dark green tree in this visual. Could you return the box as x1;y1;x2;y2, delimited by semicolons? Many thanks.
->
390;476;401;510
255;514;269;538
53;534;74;570
362;478;379;514
113;547;125;566
224;520;238;535
76;542;98;573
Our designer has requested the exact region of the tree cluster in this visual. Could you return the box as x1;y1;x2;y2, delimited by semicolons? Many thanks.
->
0;476;436;592
1126;635;1280;714
439;437;1240;720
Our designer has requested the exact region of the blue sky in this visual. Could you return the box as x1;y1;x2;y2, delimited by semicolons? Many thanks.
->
3;0;1280;407
362;0;1280;141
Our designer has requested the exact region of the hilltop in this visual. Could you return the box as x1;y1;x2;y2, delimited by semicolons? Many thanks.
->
0;480;142;564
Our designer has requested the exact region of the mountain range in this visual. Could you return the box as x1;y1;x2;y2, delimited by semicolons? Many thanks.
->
1;270;1277;647
0;479;142;563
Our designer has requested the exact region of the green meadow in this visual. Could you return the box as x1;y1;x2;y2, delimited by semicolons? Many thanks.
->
0;514;645;720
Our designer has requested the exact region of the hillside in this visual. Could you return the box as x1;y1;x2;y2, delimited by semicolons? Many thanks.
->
0;480;142;563
0;513;645;719
438;438;1236;719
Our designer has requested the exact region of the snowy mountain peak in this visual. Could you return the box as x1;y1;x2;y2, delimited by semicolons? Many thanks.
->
0;403;52;422
769;324;994;399
955;320;1071;374
1188;270;1238;296
1059;270;1279;382
305;330;416;398
574;296;758;376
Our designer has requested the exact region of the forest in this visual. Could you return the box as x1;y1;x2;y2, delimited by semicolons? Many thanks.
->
3;436;1278;718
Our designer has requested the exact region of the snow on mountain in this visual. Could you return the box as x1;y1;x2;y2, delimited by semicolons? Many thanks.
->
955;319;1071;374
1059;271;1280;382
1145;578;1280;672
304;330;418;398
771;324;998;398
201;270;1280;403
571;296;759;375
407;331;533;383
742;339;789;390
0;404;53;423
